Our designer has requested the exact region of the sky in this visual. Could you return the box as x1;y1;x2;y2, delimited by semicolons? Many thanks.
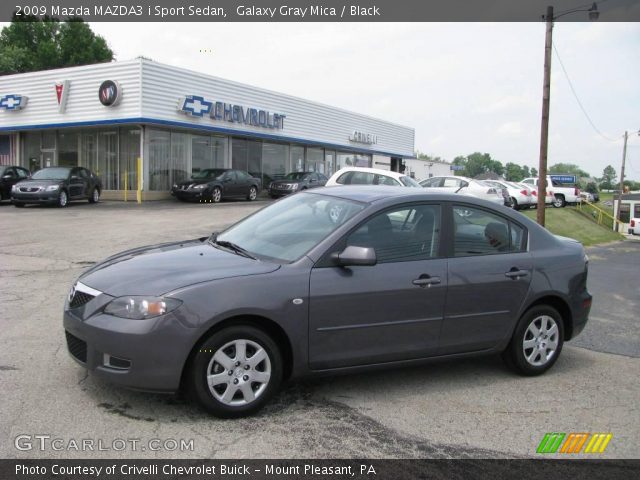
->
60;22;640;179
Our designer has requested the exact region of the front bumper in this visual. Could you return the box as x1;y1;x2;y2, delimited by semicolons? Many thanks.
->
11;191;59;204
171;188;207;201
63;299;195;392
268;187;294;197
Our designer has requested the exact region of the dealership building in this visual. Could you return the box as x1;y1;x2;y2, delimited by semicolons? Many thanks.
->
0;58;415;199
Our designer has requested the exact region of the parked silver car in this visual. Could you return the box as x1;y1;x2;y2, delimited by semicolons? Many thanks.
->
64;187;592;417
419;176;504;205
484;180;535;210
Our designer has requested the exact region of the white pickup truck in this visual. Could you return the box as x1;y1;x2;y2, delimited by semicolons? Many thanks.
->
522;176;581;208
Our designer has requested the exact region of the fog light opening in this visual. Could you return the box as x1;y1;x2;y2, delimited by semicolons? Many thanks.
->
103;354;131;370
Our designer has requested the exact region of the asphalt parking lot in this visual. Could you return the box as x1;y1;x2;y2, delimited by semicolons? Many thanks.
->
0;199;638;459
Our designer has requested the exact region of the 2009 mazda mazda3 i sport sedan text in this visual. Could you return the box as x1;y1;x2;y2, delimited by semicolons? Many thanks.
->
63;187;592;417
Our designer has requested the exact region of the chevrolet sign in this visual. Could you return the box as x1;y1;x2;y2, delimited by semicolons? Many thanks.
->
349;130;378;145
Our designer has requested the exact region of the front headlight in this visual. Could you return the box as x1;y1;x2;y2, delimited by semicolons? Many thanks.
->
46;185;60;191
103;296;182;320
11;184;18;191
291;184;299;191
192;184;207;190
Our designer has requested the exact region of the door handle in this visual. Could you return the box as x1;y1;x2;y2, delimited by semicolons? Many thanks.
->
412;275;441;288
505;269;529;279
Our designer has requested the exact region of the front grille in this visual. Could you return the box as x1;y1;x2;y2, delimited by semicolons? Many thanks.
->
20;186;42;193
65;331;87;363
69;291;95;309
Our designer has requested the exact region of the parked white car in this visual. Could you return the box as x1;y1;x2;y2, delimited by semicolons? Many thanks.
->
484;180;535;210
522;176;580;208
629;218;640;235
419;175;504;205
325;167;421;188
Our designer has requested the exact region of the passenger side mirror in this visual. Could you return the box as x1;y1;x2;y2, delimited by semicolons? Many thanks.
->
332;245;377;267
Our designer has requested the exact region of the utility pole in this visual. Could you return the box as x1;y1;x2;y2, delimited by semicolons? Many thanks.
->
616;131;629;232
537;5;554;227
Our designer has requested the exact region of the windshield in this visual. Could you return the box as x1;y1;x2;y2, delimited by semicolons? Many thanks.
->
216;192;365;262
192;169;227;180
400;176;421;188
283;172;309;180
31;168;70;180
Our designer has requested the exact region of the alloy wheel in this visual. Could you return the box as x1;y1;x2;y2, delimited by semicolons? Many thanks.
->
206;339;271;406
58;190;68;207
522;315;559;367
248;187;257;201
212;188;222;203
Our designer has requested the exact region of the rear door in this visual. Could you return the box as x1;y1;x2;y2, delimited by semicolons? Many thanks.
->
309;203;447;369
440;204;532;353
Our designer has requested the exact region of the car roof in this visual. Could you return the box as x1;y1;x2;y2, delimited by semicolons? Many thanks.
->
332;167;406;180
309;185;496;204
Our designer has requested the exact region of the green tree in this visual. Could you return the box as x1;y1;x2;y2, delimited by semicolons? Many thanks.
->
530;167;537;177
600;165;617;190
504;162;525;182
0;14;113;74
585;182;599;194
456;152;504;178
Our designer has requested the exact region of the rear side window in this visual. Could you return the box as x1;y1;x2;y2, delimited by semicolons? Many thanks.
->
453;206;525;256
376;175;398;186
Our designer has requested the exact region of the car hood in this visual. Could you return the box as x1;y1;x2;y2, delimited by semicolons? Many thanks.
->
176;179;215;187
79;238;280;297
16;178;64;187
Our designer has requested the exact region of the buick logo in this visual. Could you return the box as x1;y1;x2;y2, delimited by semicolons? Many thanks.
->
98;80;122;107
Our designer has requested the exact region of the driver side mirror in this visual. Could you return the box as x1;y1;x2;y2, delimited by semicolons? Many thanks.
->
331;245;377;267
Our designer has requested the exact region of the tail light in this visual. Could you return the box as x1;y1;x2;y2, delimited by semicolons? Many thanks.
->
532;190;537;196
575;187;580;195
631;219;636;227
520;190;528;195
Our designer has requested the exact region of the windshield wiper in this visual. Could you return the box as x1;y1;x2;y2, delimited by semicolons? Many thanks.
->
209;238;257;260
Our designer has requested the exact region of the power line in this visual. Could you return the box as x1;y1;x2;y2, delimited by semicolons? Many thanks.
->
552;41;620;143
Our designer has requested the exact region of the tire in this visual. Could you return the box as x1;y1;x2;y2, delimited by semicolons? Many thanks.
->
552;195;566;208
189;325;283;418
247;186;258;201
511;198;519;210
503;305;564;376
57;190;68;208
210;187;222;204
88;187;100;204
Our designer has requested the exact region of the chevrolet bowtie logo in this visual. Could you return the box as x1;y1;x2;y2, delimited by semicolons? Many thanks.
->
0;94;28;111
180;95;213;117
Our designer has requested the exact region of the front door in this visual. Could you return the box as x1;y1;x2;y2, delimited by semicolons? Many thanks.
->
309;203;446;369
439;204;532;353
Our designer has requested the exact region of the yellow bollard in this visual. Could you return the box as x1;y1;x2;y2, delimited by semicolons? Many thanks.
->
136;157;142;204
123;172;128;202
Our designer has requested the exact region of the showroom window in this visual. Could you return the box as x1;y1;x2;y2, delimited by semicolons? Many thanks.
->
57;131;79;168
306;147;324;173
192;135;226;175
262;142;289;187
290;145;305;172
232;138;262;179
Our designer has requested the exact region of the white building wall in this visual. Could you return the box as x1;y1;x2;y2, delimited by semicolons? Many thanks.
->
0;60;142;128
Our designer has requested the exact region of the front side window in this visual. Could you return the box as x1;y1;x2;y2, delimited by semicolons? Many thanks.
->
217;192;365;263
347;204;441;263
376;174;399;186
453;206;525;256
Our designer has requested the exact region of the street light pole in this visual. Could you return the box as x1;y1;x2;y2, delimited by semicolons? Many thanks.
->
537;5;554;226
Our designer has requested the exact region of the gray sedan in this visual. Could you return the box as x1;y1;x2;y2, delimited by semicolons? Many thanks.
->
63;187;592;417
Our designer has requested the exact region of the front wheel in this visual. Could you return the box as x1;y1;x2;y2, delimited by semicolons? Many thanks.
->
57;190;68;208
247;186;258;201
552;195;566;208
189;326;283;418
503;305;564;376
210;187;222;204
88;187;100;204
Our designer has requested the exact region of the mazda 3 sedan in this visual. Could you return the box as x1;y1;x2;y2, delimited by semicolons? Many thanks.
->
64;187;591;417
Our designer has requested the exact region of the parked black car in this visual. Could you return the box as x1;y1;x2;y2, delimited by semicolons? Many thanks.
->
64;186;591;417
11;166;102;208
171;169;261;203
268;171;328;198
0;165;30;202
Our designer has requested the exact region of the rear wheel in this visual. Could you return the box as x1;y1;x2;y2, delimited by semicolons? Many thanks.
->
511;198;519;210
189;325;283;418
88;187;100;204
503;305;564;376
553;195;566;208
57;190;68;208
247;186;258;201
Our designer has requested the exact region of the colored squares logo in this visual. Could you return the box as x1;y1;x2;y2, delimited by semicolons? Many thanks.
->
537;433;612;454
